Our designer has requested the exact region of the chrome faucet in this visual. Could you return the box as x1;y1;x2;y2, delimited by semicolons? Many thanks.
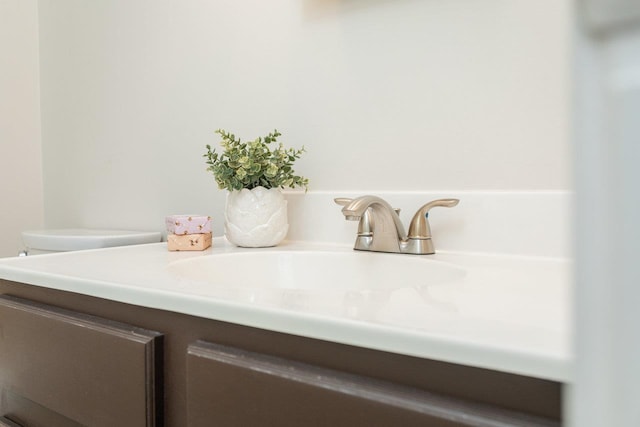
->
335;196;459;255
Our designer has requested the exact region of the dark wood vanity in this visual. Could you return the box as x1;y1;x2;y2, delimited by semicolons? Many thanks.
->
0;279;561;426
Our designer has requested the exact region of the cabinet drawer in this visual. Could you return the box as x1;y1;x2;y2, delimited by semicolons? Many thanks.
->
0;295;162;427
186;340;558;427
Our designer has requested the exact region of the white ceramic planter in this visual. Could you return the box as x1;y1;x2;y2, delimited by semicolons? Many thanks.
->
224;187;288;247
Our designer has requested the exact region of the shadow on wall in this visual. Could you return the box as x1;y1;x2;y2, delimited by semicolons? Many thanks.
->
302;0;422;20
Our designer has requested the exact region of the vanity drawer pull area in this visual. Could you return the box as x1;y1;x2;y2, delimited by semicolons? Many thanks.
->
186;340;559;427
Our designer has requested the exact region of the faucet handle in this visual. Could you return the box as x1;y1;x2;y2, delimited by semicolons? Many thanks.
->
408;198;459;239
334;198;373;236
334;198;356;219
334;198;401;215
333;197;352;207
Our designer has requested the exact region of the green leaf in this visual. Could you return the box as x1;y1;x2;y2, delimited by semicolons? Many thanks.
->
204;129;309;191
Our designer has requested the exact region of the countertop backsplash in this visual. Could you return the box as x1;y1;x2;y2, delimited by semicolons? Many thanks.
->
285;191;572;259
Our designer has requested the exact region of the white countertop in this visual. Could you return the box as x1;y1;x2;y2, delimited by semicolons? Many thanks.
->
0;238;572;382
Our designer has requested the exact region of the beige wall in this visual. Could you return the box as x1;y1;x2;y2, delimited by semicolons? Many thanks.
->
36;0;571;235
0;0;43;257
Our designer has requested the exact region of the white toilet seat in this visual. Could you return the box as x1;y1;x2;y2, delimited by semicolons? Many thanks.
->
22;229;161;253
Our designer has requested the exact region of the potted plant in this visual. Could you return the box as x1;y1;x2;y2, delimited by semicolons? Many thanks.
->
204;129;308;247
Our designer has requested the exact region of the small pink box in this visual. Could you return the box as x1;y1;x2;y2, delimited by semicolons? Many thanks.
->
166;215;212;235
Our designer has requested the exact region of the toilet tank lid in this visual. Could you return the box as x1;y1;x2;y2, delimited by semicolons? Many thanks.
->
22;229;162;251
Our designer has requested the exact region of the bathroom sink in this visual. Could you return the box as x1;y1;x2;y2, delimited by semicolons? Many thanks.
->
167;250;465;293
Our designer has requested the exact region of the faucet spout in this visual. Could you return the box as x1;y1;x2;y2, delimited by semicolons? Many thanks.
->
340;196;407;253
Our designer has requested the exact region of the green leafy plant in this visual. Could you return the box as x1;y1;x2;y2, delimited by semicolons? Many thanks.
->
204;129;309;191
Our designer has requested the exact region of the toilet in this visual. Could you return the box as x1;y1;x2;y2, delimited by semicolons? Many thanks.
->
20;229;162;255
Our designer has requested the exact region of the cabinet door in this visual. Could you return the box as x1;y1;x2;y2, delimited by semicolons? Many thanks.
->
0;295;162;427
186;340;558;427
